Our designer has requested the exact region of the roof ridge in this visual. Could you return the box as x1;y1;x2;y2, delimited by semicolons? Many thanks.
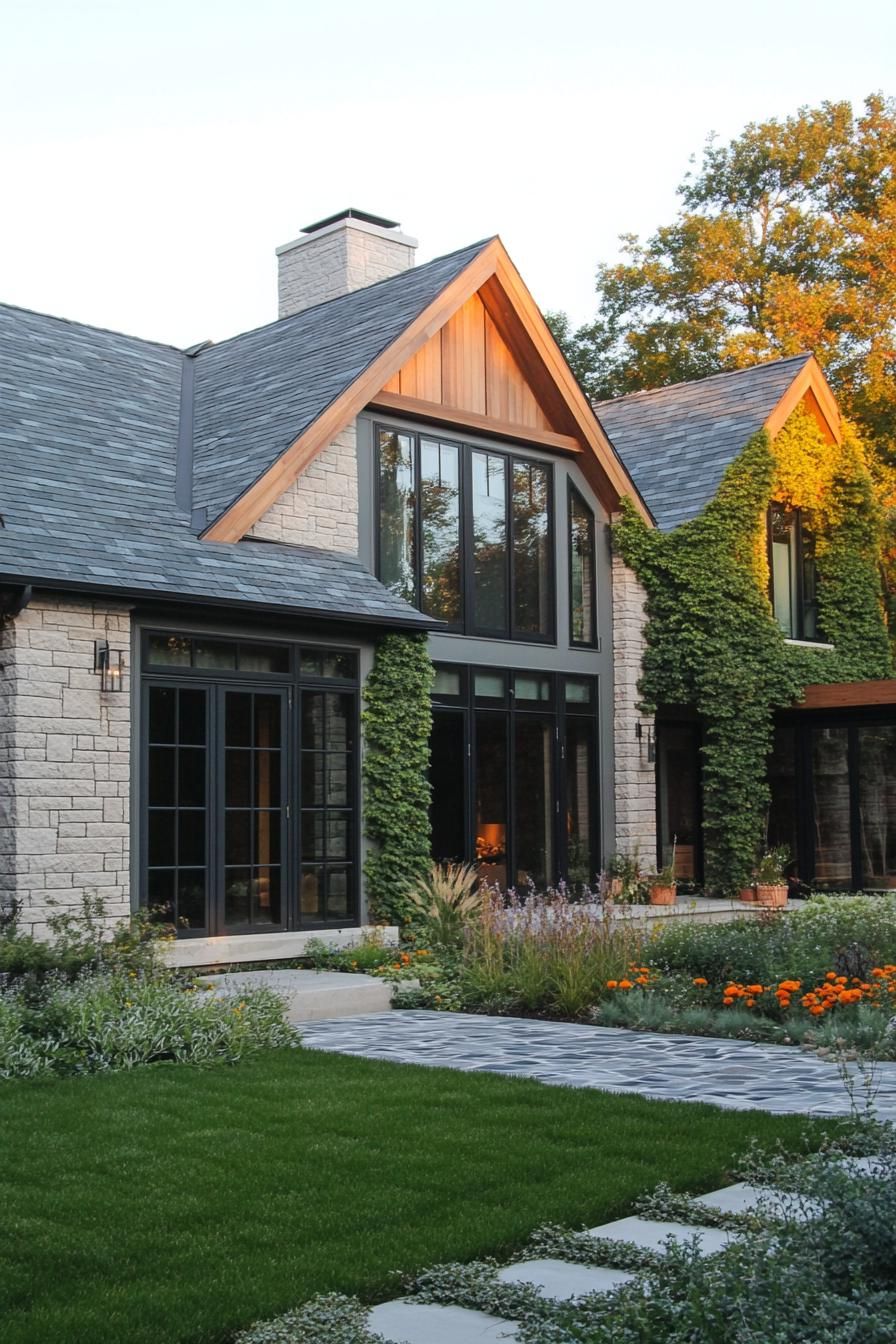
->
0;299;183;354
594;352;813;408
196;236;497;357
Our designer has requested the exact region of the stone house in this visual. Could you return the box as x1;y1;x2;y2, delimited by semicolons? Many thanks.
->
1;210;892;965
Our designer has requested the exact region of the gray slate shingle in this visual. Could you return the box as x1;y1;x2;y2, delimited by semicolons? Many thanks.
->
0;240;494;625
595;355;811;530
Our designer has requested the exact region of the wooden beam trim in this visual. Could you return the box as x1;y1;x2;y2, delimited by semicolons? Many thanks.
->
203;240;504;542
765;357;841;444
367;390;584;454
796;679;896;710
486;257;653;521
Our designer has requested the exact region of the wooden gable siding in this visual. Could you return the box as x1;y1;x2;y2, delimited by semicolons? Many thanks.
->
381;293;553;432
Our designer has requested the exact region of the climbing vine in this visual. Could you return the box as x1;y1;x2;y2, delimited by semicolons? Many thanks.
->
615;407;891;895
362;633;433;924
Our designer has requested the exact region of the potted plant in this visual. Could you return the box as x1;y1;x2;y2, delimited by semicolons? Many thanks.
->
604;852;642;904
754;847;790;907
645;841;677;906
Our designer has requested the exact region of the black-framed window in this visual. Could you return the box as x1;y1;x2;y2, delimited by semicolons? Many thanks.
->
376;425;555;642
142;631;360;937
769;711;896;891
568;483;597;647
768;504;822;641
428;664;600;891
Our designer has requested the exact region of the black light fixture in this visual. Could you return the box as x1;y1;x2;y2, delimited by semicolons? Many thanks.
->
94;639;125;692
635;720;656;763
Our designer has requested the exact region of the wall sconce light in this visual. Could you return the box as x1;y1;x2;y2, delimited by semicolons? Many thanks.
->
635;720;656;764
94;639;125;692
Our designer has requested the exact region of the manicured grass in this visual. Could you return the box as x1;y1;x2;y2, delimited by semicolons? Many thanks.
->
1;1048;830;1344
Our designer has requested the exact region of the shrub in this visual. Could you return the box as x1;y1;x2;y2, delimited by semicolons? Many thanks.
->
235;1293;385;1344
0;891;174;986
0;971;294;1078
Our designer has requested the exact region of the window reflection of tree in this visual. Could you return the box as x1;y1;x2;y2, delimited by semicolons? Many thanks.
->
420;440;461;622
378;431;415;603
512;462;550;636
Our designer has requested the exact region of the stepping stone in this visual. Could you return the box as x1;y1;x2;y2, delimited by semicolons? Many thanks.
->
199;969;393;1022
696;1182;824;1219
587;1216;735;1256
497;1258;634;1298
833;1154;886;1177
367;1300;519;1342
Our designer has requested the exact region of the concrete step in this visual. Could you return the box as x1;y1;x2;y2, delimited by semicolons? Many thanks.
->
200;968;393;1023
696;1182;825;1220
497;1258;634;1298
367;1300;519;1342
587;1215;736;1256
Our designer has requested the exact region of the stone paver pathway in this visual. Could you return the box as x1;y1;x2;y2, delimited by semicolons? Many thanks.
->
300;1009;896;1119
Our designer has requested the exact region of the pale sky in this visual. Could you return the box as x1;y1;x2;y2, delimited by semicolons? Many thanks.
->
1;0;893;348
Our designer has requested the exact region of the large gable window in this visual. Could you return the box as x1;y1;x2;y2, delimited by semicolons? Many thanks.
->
768;504;821;641
376;425;554;641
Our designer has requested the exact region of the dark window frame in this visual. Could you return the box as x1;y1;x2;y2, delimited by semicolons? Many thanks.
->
430;663;601;888
375;423;556;644
567;480;598;649
767;504;823;642
140;631;361;936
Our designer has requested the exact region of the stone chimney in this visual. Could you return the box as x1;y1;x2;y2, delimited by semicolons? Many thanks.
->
276;208;418;318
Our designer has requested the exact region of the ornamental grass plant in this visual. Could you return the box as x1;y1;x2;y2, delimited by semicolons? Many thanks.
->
460;887;645;1019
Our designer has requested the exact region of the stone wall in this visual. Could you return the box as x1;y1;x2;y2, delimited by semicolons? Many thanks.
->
611;551;658;862
0;596;132;936
277;219;417;318
247;424;358;554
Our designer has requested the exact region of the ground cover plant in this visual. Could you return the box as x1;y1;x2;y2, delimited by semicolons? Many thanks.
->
0;1047;827;1344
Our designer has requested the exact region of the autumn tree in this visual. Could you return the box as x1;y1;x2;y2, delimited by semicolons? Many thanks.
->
550;94;896;461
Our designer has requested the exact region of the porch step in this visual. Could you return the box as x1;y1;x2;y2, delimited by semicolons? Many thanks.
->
366;1300;519;1342
199;969;393;1023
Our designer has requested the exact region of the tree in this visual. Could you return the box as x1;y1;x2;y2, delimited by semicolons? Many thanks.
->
549;95;896;460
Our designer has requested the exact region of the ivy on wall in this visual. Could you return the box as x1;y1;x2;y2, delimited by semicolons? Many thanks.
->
615;406;892;894
362;633;434;924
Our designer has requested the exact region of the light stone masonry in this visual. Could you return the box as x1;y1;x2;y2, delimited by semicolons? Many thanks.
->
0;597;133;936
247;424;359;554
611;549;657;862
277;217;417;318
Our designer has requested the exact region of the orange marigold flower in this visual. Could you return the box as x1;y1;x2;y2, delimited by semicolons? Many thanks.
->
745;998;756;1008
693;978;708;987
618;979;634;990
722;996;734;1006
606;980;618;989
825;972;837;981
746;984;764;995
810;1006;825;1016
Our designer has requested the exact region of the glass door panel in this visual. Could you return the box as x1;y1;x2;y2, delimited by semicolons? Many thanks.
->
811;726;852;888
146;685;209;932
859;725;896;888
430;709;467;863
565;715;595;889
514;716;554;890
474;712;508;886
222;689;286;930
300;691;356;922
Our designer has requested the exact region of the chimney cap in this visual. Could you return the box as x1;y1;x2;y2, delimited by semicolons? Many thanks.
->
301;208;401;235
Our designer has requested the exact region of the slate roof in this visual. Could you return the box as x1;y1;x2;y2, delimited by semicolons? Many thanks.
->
0;239;495;626
192;239;491;519
595;354;812;530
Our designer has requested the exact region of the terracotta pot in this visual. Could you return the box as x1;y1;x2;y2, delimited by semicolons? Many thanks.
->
608;877;624;900
755;883;788;908
739;886;756;903
649;884;677;906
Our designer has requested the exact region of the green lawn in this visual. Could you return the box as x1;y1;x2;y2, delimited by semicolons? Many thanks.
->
1;1047;829;1344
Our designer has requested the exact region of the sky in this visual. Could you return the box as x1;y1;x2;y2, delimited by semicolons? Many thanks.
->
1;0;894;348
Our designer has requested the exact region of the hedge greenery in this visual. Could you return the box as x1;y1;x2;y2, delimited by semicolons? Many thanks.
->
615;406;892;894
362;633;434;924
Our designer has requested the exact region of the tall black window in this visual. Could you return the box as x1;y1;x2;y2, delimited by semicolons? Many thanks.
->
142;633;359;936
768;505;821;641
429;666;599;891
377;426;554;641
568;484;596;647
